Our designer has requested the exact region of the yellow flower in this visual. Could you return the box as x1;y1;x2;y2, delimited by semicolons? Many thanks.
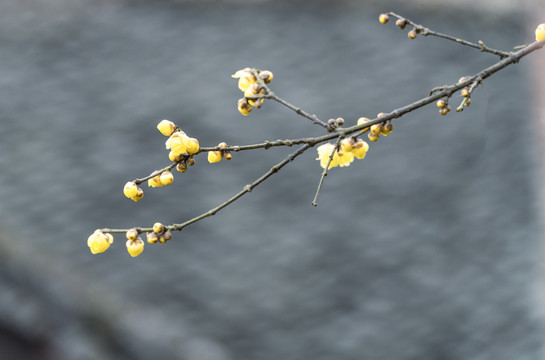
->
131;187;144;202
126;238;144;257
259;70;273;84
157;119;176;136
336;150;354;167
316;143;342;169
536;23;545;41
148;174;164;187
169;151;184;162
238;98;253;116
186;138;200;155
244;83;264;106
88;230;112;254
160;171;174;185
340;139;354;153
147;232;158;244
153;222;164;234
208;151;223;163
232;68;257;92
165;131;189;155
123;181;139;199
351;139;369;159
357;117;370;132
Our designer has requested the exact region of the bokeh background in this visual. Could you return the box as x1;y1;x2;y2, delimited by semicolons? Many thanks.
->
1;0;545;359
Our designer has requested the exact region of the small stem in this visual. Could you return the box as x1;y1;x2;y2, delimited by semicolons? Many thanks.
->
312;135;344;206
387;12;510;59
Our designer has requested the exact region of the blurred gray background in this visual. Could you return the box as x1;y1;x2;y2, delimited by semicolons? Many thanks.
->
1;0;545;359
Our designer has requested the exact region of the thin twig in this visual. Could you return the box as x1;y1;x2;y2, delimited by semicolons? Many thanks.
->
387;12;510;59
101;144;312;234
311;135;344;207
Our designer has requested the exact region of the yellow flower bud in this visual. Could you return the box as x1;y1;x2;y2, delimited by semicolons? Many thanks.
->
370;124;382;135
224;151;233;160
163;230;172;241
357;117;370;132
536;23;545;42
153;222;164;234
368;132;379;142
88;230;111;254
259;70;273;84
408;29;417;39
157;119;176;136
126;238;144;257
148;174;164;188
379;13;389;24
238;98;253;116
208;151;223;163
186;138;200;155
176;162;187;173
187;157;195;166
147;232;158;244
160;171;174;185
131;187;144;202
436;100;446;108
352;140;369;159
244;84;264;106
123;181;139;199
169;151;184;162
126;228;138;241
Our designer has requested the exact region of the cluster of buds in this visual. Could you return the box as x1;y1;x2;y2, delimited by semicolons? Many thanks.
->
379;13;419;40
208;142;232;163
232;68;273;116
146;222;172;245
436;99;453;116
88;229;114;254
125;228;145;257
327;117;345;132
357;114;393;142
316;138;369;170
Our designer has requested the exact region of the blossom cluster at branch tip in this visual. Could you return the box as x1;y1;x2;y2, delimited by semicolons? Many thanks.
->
208;142;232;163
88;230;113;254
146;222;172;245
232;68;273;116
316;137;369;170
536;24;545;42
379;13;419;39
436;98;452;115
363;113;394;142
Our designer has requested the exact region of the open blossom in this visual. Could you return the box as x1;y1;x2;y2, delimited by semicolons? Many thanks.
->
166;131;191;156
232;68;257;92
316;143;354;169
316;139;370;169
